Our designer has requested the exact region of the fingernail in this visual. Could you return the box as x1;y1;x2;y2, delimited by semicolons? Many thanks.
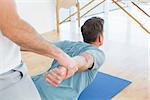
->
60;67;66;71
58;81;61;84
47;74;51;77
59;67;66;74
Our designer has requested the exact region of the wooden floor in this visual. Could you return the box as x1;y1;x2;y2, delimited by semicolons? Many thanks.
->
100;41;149;100
21;31;149;100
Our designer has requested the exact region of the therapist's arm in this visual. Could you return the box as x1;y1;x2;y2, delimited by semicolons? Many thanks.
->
20;47;30;52
0;0;75;67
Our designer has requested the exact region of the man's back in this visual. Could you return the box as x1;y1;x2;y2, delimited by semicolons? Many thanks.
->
33;41;105;100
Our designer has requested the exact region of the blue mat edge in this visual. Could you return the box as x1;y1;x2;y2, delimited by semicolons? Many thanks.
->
79;72;132;99
106;72;132;98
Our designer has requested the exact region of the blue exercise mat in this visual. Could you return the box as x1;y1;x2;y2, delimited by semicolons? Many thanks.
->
78;72;131;100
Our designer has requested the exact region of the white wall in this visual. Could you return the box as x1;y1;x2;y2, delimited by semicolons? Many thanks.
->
16;0;56;33
15;0;107;34
15;0;106;34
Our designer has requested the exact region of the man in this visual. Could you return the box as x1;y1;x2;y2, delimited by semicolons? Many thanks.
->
0;0;76;100
32;17;105;100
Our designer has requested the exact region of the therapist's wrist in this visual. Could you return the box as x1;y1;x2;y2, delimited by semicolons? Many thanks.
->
47;44;72;67
61;60;78;79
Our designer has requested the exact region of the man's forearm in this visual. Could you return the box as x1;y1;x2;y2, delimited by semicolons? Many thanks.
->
73;53;94;72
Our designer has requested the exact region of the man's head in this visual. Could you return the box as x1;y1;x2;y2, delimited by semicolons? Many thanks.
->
81;17;104;47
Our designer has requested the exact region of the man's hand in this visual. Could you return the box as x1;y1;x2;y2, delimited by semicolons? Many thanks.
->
45;65;78;87
45;67;67;87
45;52;94;87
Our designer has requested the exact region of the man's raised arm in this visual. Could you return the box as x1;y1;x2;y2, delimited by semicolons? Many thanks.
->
45;52;94;87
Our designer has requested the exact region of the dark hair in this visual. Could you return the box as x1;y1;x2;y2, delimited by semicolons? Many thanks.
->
81;17;104;43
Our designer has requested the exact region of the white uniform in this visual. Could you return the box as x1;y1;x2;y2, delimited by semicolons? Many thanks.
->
0;31;41;100
0;31;21;74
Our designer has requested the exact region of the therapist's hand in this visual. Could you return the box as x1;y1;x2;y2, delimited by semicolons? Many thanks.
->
57;55;76;70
